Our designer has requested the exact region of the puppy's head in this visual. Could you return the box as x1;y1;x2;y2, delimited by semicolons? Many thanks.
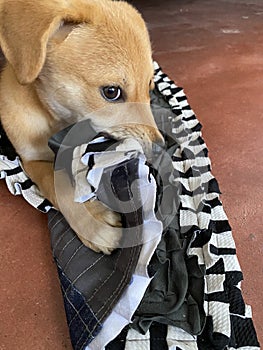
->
0;0;163;152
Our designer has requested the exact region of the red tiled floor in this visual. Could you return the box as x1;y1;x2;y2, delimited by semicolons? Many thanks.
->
0;0;262;349
0;183;71;349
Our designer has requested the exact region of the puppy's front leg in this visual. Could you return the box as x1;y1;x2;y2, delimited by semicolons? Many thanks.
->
22;160;58;206
22;161;122;254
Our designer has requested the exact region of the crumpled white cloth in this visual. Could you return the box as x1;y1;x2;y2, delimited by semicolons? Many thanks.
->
72;137;144;203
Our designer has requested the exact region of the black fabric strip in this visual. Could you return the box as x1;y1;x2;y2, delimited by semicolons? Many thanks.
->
205;197;223;209
105;325;129;350
172;108;184;117
228;286;246;315
197;316;230;350
198;202;211;214
208;220;232;234
0;122;17;161
87;153;95;171
171;156;182;162
181;185;193;197
150;322;168;350
210;244;236;256
169;86;183;95
191;123;202;133
225;271;243;286
190;229;212;248
182;105;192;111
229;316;260;348
205;291;228;303
176;95;187;102
37;199;53;213
206;258;225;275
4;166;23;176
207;178;221;194
158;73;167;80
85;138;117;153
19;178;34;190
182;114;196;121
154;67;162;74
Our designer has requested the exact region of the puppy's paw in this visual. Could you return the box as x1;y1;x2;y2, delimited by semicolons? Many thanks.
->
55;171;122;254
78;199;123;254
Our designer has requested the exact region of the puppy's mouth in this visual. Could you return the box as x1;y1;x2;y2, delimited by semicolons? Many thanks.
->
88;102;165;160
102;124;165;161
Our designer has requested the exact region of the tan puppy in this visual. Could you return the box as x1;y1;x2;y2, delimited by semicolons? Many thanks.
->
0;0;163;253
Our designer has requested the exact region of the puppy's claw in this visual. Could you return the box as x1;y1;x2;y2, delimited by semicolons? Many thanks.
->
79;238;116;255
102;210;122;228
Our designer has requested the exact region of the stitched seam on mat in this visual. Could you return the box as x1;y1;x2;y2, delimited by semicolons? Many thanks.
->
68;302;87;328
48;211;61;228
74;245;139;349
77;245;139;348
97;244;139;319
49;214;69;232
52;226;72;255
70;255;104;286
63;243;84;273
86;249;123;303
60;277;99;348
57;235;77;261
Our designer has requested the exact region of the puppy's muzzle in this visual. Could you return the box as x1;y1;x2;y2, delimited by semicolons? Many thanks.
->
93;102;164;158
105;123;164;160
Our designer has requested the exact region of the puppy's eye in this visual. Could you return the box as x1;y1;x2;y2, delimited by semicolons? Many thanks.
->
101;86;122;102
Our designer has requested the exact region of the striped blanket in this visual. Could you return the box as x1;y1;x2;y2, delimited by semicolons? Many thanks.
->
0;62;260;350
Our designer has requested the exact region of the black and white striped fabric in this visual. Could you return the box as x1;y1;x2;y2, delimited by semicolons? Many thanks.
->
0;62;260;350
0;125;53;212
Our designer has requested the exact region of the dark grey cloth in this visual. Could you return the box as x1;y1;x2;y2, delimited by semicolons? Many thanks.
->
131;203;207;337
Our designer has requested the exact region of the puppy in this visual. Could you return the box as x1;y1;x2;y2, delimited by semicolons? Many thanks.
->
0;0;163;253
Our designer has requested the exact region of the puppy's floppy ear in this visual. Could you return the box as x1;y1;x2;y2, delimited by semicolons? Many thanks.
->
0;0;101;84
